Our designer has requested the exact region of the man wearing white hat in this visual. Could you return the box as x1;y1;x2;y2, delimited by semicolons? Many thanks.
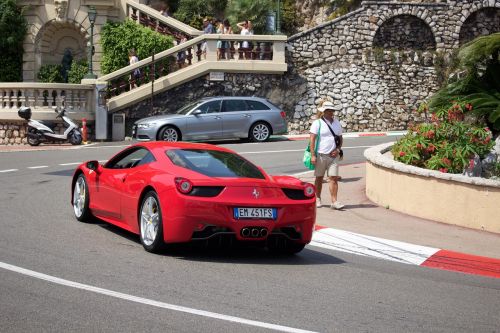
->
309;100;345;210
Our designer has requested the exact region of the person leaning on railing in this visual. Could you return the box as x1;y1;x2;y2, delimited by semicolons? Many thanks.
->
237;20;253;60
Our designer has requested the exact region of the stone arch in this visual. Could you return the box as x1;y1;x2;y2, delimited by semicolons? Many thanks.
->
373;14;436;50
34;19;89;81
458;7;500;46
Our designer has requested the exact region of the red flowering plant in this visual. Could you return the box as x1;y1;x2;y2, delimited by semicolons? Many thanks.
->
392;102;494;173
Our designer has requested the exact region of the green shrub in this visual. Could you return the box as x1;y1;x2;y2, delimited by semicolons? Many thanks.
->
392;102;494;173
429;33;500;133
37;64;64;83
0;0;28;82
100;20;174;74
68;60;88;83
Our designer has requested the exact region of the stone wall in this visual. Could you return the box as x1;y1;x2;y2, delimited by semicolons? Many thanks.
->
0;123;26;145
285;0;500;133
0;120;93;145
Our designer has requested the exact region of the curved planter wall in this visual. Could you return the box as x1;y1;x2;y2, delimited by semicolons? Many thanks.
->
364;143;500;234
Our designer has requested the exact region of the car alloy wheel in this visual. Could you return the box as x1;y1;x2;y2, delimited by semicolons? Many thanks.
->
140;191;164;252
73;174;91;221
159;126;180;142
250;122;271;142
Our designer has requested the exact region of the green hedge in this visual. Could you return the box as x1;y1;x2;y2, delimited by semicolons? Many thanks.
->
0;0;27;82
100;20;174;74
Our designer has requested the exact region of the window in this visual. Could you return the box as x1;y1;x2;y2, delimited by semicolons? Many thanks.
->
246;100;270;110
222;99;248;112
198;100;222;114
166;149;265;179
105;147;156;169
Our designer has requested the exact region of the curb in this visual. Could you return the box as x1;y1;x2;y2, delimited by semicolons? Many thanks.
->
312;226;500;279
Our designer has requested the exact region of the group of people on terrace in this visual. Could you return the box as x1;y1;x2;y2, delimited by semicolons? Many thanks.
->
202;17;254;60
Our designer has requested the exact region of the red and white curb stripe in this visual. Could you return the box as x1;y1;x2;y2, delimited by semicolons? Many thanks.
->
311;226;500;279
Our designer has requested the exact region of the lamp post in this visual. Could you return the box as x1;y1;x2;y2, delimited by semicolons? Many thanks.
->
276;0;281;34
84;6;97;79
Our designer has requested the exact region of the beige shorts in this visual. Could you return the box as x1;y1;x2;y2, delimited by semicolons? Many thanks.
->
314;153;339;177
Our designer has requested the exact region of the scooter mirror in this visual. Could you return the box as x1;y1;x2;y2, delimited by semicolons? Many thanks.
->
86;160;101;173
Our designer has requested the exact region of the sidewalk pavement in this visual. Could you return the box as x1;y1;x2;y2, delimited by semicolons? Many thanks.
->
298;162;500;278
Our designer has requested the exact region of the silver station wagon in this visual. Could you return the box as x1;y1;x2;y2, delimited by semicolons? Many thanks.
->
132;96;287;142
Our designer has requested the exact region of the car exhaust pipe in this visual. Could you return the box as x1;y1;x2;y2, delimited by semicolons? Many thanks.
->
241;228;250;237
260;228;268;237
251;228;260;237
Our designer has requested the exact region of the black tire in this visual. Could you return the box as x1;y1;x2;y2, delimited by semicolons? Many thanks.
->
249;122;271;142
27;131;41;146
158;126;181;142
27;137;40;146
139;191;165;253
69;130;82;145
73;174;92;222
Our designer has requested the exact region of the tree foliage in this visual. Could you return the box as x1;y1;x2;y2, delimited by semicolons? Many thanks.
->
173;0;227;30
100;20;174;74
0;0;28;82
225;0;273;34
429;33;500;133
327;0;362;20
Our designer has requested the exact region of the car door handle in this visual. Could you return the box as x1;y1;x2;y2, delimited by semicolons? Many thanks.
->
121;175;127;182
243;114;251;118
214;116;222;120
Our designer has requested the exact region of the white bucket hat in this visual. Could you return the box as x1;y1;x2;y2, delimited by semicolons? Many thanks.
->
318;101;335;112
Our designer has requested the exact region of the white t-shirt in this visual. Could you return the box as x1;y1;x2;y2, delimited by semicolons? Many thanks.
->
309;118;343;154
240;28;252;48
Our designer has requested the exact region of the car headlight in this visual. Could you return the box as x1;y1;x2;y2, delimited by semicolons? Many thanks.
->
137;123;156;129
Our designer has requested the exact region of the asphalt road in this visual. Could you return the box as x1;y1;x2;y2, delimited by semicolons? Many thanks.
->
1;137;499;333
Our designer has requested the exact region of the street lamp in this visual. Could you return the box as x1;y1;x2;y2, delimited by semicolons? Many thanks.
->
276;0;281;34
84;6;97;79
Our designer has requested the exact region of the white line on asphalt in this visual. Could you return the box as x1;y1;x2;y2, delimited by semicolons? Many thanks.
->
0;262;317;333
81;144;130;149
28;166;49;169
0;169;18;173
59;162;82;166
240;146;373;155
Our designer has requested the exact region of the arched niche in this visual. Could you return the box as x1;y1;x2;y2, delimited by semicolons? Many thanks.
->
373;14;436;50
459;7;500;45
34;20;88;81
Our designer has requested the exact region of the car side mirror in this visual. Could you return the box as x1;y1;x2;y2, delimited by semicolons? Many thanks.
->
86;160;102;173
192;109;202;115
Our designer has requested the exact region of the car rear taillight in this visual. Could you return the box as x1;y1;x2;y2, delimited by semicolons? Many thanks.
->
303;184;315;198
175;177;193;194
280;111;286;119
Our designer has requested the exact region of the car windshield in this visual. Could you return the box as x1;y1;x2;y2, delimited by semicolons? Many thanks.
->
166;149;265;179
176;101;201;115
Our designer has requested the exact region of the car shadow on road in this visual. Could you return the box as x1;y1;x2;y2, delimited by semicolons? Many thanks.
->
96;220;345;266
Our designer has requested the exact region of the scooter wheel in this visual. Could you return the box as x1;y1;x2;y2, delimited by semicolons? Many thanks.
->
27;136;40;146
69;131;82;145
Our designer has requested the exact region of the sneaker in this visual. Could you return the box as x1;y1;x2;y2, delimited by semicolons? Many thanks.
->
316;198;322;208
331;201;345;210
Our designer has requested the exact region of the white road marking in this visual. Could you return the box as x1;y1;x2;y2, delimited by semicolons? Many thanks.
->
59;162;82;166
28;166;49;169
310;228;439;265
0;261;317;333
0;169;18;173
240;146;372;155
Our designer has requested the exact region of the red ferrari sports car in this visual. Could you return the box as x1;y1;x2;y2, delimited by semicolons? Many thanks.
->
71;142;316;254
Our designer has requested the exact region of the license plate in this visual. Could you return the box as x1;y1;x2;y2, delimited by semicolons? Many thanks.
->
234;207;277;220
